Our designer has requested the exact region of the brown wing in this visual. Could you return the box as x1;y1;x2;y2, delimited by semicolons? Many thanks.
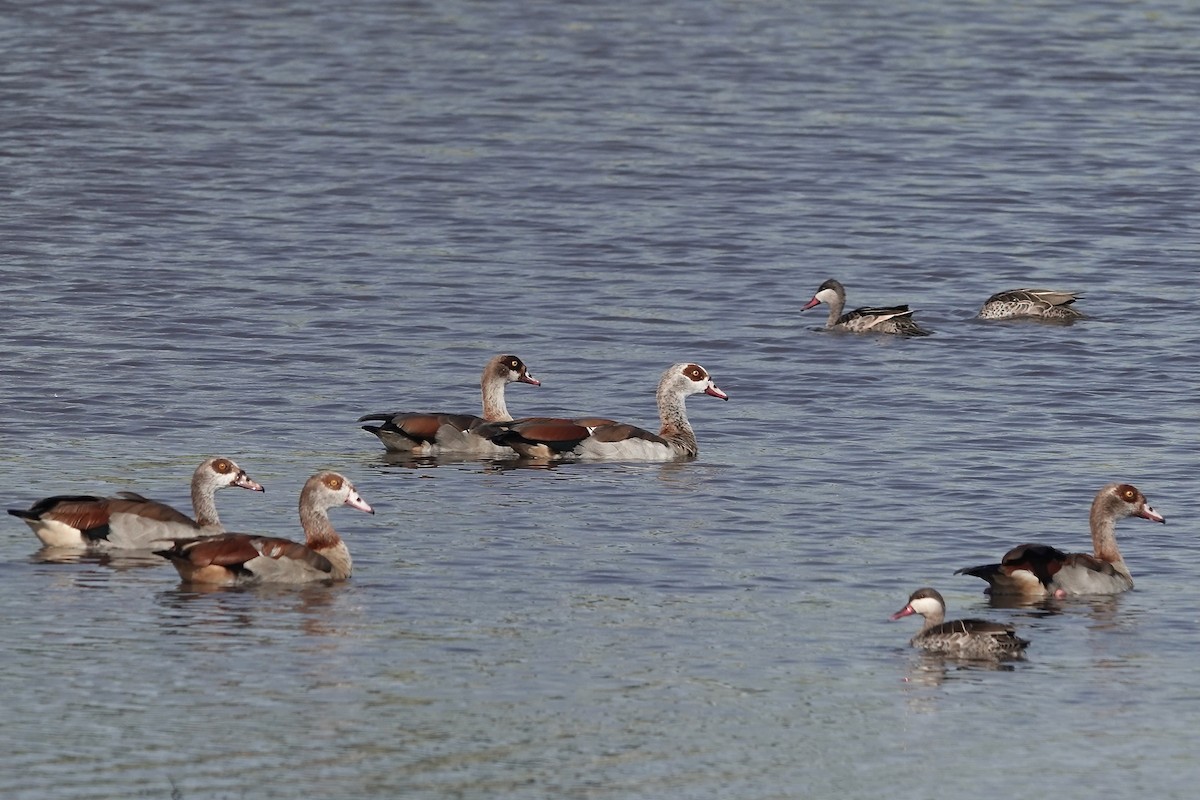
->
9;495;114;537
956;542;1071;590
359;412;482;444
12;494;176;541
12;491;198;543
159;534;262;567
999;543;1072;584
491;419;594;452
159;534;333;573
587;423;669;446
572;417;619;427
106;496;196;526
246;536;334;573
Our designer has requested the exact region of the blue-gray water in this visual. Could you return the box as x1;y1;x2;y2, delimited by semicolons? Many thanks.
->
3;1;1200;798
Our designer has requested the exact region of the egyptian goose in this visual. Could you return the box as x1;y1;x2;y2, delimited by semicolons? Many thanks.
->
358;354;540;455
977;289;1084;321
956;483;1165;598
154;471;372;585
483;362;727;461
801;278;932;336
891;587;1029;658
7;457;264;549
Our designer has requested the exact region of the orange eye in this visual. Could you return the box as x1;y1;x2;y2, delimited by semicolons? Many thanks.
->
329;476;343;490
215;460;231;473
1123;488;1136;501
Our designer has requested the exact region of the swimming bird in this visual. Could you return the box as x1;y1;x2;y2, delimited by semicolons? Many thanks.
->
891;587;1029;658
7;457;264;549
977;288;1084;321
801;278;931;335
154;471;372;585
358;354;540;455
482;362;727;461
956;483;1165;598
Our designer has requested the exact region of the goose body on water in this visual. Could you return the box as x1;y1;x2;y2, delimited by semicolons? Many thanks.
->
956;483;1165;598
482;362;727;461
891;587;1029;659
358;354;540;455
7;457;264;549
154;471;372;585
977;288;1084;321
801;278;931;336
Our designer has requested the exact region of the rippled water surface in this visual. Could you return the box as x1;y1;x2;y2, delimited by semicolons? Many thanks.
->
3;1;1200;798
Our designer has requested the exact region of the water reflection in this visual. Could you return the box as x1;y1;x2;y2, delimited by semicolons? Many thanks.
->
154;581;350;637
31;546;165;570
898;649;1024;716
366;450;568;473
483;456;560;472
372;451;515;470
369;449;718;477
980;592;1127;630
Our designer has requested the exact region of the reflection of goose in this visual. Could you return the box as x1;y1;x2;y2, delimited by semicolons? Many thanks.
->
977;288;1084;321
358;354;540;455
483;363;727;461
155;471;372;585
30;548;167;570
801;278;931;336
957;483;1165;598
7;457;263;549
891;588;1028;659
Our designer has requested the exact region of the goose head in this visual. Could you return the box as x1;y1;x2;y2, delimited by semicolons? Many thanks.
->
663;362;728;401
303;471;374;517
197;457;265;494
1097;483;1165;525
488;354;541;387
